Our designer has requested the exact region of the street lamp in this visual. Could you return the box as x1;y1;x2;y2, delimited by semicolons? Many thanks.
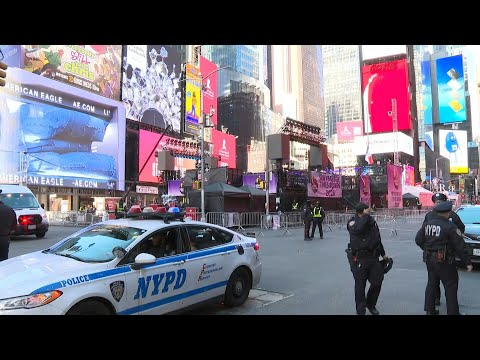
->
198;65;232;222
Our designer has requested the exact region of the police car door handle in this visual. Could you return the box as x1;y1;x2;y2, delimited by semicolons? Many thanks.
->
172;259;186;265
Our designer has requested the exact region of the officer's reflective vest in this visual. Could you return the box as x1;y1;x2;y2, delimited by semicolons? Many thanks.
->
292;202;298;210
118;203;124;212
313;207;323;218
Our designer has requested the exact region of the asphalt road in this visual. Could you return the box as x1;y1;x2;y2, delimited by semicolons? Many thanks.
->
8;220;480;315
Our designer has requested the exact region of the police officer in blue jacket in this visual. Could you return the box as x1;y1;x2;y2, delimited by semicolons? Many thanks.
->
422;193;465;311
0;190;17;262
347;202;389;315
415;200;472;315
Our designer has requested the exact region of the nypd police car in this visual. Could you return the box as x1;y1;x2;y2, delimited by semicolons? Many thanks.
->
0;212;262;315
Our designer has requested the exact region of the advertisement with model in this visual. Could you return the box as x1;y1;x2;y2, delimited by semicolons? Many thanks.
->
361;59;411;133
138;129;196;183
211;128;237;168
0;67;126;190
387;164;403;208
184;64;201;136
307;172;342;198
439;129;468;174
21;45;123;100
122;45;182;133
436;55;466;124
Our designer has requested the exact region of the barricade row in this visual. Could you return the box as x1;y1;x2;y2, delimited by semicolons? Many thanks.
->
47;211;107;227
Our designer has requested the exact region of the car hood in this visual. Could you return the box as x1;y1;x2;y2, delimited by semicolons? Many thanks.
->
464;224;480;240
0;251;104;299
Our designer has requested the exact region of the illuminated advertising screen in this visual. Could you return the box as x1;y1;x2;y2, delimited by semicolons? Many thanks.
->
138;129;196;182
387;164;403;208
425;130;434;151
403;165;415;187
200;56;218;126
436;55;466;124
242;173;277;194
0;45;22;67
336;120;363;142
359;175;371;206
421;60;433;125
439;129;468;174
361;45;407;61
362;59;411;133
184;64;201;136
0;68;126;190
168;180;184;196
211;129;236;168
21;45;122;100
353;132;414;156
122;45;182;133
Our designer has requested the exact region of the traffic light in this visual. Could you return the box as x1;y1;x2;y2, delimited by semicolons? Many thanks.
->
0;61;7;87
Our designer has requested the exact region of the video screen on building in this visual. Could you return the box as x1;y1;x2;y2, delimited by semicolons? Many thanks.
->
436;55;467;124
361;59;411;133
211;129;237;168
439;129;468;174
421;60;433;126
336;120;363;142
0;68;126;190
122;45;182;134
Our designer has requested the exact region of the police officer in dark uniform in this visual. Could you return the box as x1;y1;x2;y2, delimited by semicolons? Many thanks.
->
415;200;472;315
302;200;313;241
347;202;389;315
0;190;17;261
422;192;465;310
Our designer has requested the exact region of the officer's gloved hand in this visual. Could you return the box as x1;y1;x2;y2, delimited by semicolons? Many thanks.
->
466;264;473;272
383;255;389;261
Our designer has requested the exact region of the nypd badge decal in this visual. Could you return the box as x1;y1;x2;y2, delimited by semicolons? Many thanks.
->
110;281;125;302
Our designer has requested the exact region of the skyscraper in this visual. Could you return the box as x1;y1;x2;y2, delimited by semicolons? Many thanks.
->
321;45;362;138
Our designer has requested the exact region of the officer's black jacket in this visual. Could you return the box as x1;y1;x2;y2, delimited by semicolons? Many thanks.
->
423;210;465;233
415;216;471;266
0;201;17;238
347;214;385;257
302;205;313;221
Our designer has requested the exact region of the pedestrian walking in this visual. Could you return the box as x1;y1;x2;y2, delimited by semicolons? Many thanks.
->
422;192;465;311
302;200;313;241
310;201;326;239
415;200;472;315
0;189;18;261
347;202;389;315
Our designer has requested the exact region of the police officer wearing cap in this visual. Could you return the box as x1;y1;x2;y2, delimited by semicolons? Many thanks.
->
422;192;465;311
0;189;17;262
415;200;472;315
302;200;314;240
347;202;389;315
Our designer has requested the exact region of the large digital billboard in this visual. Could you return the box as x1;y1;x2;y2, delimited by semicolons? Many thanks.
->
439;129;468;174
353;132;414;156
0;67;126;190
362;59;411;133
211;129;236;168
421;60;433;126
361;45;407;61
242;173;277;194
436;55;466;124
122;45;182;133
336;120;363;142
200;56;218;126
184;64;201;136
21;45;122;100
138;130;196;183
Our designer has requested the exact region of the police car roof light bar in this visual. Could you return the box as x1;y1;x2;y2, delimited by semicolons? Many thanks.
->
125;212;185;223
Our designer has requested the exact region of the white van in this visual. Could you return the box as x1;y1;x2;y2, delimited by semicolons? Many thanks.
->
0;185;49;238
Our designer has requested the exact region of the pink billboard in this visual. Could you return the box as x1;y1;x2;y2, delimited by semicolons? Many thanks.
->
362;59;411;134
336;120;364;142
359;175;371;206
404;165;415;186
211;129;236;168
307;172;342;198
139;130;196;182
387;164;403;208
200;56;218;126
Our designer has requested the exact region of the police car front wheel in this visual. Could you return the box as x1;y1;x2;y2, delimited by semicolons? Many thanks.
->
224;267;251;307
66;300;113;315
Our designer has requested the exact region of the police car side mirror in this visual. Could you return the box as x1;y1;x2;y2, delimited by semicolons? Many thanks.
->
131;253;156;270
112;246;127;259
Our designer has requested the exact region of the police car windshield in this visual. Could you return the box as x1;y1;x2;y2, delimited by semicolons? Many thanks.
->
456;207;480;224
0;193;40;209
48;224;147;263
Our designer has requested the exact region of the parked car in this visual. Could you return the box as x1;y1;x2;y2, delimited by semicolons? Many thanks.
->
0;185;49;238
455;205;480;263
0;211;261;315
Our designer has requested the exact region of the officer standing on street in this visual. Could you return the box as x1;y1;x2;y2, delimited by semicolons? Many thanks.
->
0;189;18;262
422;192;465;311
415;200;472;315
311;201;326;239
303;200;313;241
347;202;389;315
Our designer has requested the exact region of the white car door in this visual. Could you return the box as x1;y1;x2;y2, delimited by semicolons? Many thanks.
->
118;227;189;315
181;224;236;308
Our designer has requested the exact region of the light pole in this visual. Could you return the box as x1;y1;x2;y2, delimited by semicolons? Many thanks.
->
198;65;232;222
435;157;445;181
